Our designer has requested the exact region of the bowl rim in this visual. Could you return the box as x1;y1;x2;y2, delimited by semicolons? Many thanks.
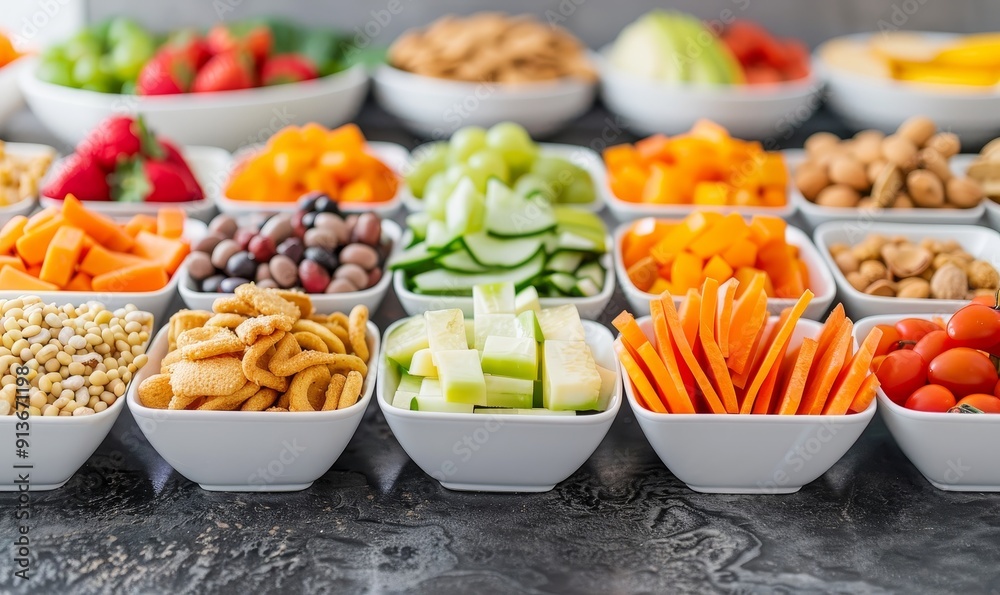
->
0;382;126;425
373;62;597;95
126;319;381;420
376;317;622;424
177;219;401;304
624;315;878;422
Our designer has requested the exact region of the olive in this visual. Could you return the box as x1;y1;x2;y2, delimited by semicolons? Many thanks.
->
299;260;331;294
298;191;321;213
313;194;339;214
276;237;305;263
225;251;257;280
219;277;251;293
301;211;318;230
304;246;338;272
200;274;226;293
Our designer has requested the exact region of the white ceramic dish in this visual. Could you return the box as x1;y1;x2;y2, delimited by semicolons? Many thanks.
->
378;318;620;492
392;238;615;320
372;64;596;138
0;394;126;491
178;219;401;315
855;313;1000;491
626;316;875;494
39;145;230;222
19;62;369;150
814;221;1000;319
817;34;1000;145
127;320;379;492
614;222;835;320
215;141;408;216
0;142;58;222
984;200;1000;231
598;50;822;140
0;219;207;326
400;142;606;214
788;150;986;230
0;58;27;128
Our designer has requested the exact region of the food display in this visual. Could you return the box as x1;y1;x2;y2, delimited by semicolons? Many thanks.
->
388;13;595;83
0;296;153;416
608;11;809;85
0;196;189;292
137;284;369;411
390;178;607;298
0;142;54;207
42;115;204;204
604;120;788;206
36;17;354;94
622;213;807;298
225;124;397;205
616;281;881;415
820;31;1000;88
795;116;984;209
827;233;998;300
384;281;615;414
0;31;21;70
189;201;390;294
406;122;596;206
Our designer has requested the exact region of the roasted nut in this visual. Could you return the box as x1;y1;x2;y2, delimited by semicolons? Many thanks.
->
864;279;896;297
930;264;969;299
851;130;885;164
940;239;962;254
866;159;888;184
906;169;945;207
847;271;869;292
882;135;919;170
933;253;966;272
871;163;904;207
828;242;851;256
926;132;961;158
828;155;869;191
945;177;984;208
893;193;914;208
850;236;887;261
815;184;860;207
967;260;1000;289
805;132;841;155
834;251;860;274
882;244;931;278
897;116;936;147
917;148;952;181
896;277;931;299
857;197;876;210
794;162;830;201
859;259;889;284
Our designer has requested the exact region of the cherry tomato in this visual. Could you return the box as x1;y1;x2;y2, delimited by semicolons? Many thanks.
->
874;324;901;356
957;393;1000;413
876;350;927;405
994;378;1000;399
871;354;886;372
972;294;997;307
905;384;956;412
912;330;956;365
946;303;1000;351
927;347;999;398
895;318;942;343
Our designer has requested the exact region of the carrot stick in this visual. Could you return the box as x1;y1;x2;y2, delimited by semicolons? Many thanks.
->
649;299;697;413
727;272;765;357
699;278;739;413
638;343;695;413
739;291;813;414
849;373;881;413
823;327;884;415
799;322;853;415
678;288;701;348
661;292;727;414
729;291;769;375
615;339;667;413
775;338;819;415
612;311;650;352
716;279;738;358
813;304;845;359
752;328;794;414
736;306;787;391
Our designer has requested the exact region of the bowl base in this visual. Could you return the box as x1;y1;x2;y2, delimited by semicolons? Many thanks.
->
439;481;556;493
198;482;314;492
928;479;1000;492
685;484;802;495
0;478;70;491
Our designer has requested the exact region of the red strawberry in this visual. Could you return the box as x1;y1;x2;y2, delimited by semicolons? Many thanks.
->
42;154;111;201
167;30;212;69
113;158;200;203
192;51;255;93
159;139;205;200
136;49;198;95
77;115;164;170
207;24;273;64
261;54;318;86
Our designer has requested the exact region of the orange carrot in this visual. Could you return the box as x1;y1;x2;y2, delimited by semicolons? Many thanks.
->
0;266;58;291
612;311;650;352
733;299;780;389
813;304;845;358
699;278;739;413
716;279;738;358
0;216;27;254
823;327;883;415
156;208;186;239
799;322;853;415
661;292;727;414
678;288;701;347
649;300;696;413
91;263;168;293
728;276;768;374
739;290;813;414
637;343;694;413
753;356;784;414
39;226;85;288
62;195;133;252
849;373;881;413
615;339;667;413
775;338;818;415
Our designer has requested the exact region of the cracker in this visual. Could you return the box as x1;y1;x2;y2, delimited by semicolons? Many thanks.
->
170;355;247;397
196;381;261;411
236;314;294;345
176;326;230;349
288;364;331;412
292;319;345;353
137;374;172;409
273;289;314;319
348;305;369;361
322;374;347;411
235;283;300;320
293;331;329;353
180;329;244;360
240;388;280;412
242;331;289;392
212;296;260;317
205;313;247;329
337;371;364;410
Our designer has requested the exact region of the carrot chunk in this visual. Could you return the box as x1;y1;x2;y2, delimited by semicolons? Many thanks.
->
775;338;819;415
849;373;881;413
92;263;168;293
799;322;854;415
699;278;739;413
39;226;85;288
615;339;667;413
0;266;58;291
131;231;190;275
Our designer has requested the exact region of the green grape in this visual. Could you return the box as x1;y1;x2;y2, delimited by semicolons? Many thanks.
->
107;18;149;46
406;142;449;198
109;34;156;82
513;173;555;201
36;57;75;87
466;149;510;192
561;175;596;204
424;167;466;219
448;126;487;164
72;54;111;89
64;31;103;62
486;122;539;177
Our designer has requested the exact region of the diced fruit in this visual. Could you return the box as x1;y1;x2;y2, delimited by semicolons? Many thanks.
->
515;287;541;313
411;396;474;413
392;390;417;410
516;310;543;341
596;365;618;412
419;378;441;396
398;373;422;394
436;350;487;405
386;317;428;368
425;309;468;356
484;375;535;409
542;340;602;411
474;313;518;351
408;349;438;377
481;335;538;380
473;281;516;316
537;304;585;341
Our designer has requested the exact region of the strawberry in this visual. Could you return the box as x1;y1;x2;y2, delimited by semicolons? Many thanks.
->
192;51;255;93
77;115;165;170
260;54;318;85
167;30;212;69
42;154;111;201
113;158;201;203
158;139;205;200
136;48;198;95
207;23;273;64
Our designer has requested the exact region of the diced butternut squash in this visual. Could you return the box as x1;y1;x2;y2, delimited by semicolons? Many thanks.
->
156;209;186;239
702;255;734;284
0;266;58;291
626;256;659;292
670;252;703;292
651;212;714;264
39;226;85;288
125;214;158;238
79;244;149;277
721;238;758;270
92;263;168;293
22;207;58;232
0;255;26;272
692;181;729;205
130;231;190;275
688;213;749;259
64;271;93;292
0;216;27;254
15;216;65;266
62;195;133;252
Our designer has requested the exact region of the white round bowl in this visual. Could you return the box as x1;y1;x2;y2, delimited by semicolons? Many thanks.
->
0;58;28;128
392;240;616;320
814;221;1000;319
127;320;380;492
372;64;596;138
855;313;1000;491
626;315;876;494
215;141;407;216
0;141;57;222
614;222;835;320
817;34;1000;145
788;150;986;230
401;142;606;214
40;145;229;222
598;51;823;140
377;318;621;492
19;63;369;151
0;218;207;326
178;219;401;315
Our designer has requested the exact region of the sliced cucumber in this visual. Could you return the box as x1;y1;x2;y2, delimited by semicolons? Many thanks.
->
516;310;543;341
388;242;436;272
544;273;577;296
573;278;600;298
473;282;516;316
425;220;462;251
424;309;467;355
481;335;538;380
411;253;544;295
398;373;423;394
542;339;601;411
545;251;584;274
385;317;428;369
577;261;605;289
472;407;576;416
438;249;490;273
406;212;431;242
392;390;418;410
409;348;438;377
462;232;543;269
485;191;557;238
419;377;441;396
514;287;541;313
436;349;486;405
484;375;535;409
553;207;605;235
474;313;519;352
412;396;474;413
555;230;603;254
536;304;585;341
445;178;485;236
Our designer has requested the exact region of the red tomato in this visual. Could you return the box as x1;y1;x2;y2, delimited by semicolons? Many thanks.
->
895;318;942;343
946;303;1000;350
875;350;927;405
972;294;997;306
912;330;955;365
927;347;999;398
994;378;1000;399
957;393;1000;413
874;324;901;356
905;384;956;412
871;354;886;372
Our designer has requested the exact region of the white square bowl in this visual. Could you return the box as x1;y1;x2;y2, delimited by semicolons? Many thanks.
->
613;220;835;320
178;219;401;315
626;316;876;494
377;318;621;492
0;141;58;222
39;145;231;223
855;313;1000;491
126;320;380;492
813;221;1000;319
400;142;607;214
214;141;408;217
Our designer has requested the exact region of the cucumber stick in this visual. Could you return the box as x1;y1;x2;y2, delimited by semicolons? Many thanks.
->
542;340;602;411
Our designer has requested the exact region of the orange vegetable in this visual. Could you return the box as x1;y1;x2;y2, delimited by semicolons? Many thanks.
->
649;299;696;412
131;231;190;275
79;245;149;277
22;207;58;232
739;290;813;414
615;339;667;414
650;212;715;265
775;338;819;415
62;195;133;252
124;214;157;238
661;293;727;414
688;213;749;259
64;271;93;292
814;304;846;358
91;263;168;293
623;218;674;268
678;288;701;348
728;273;768;374
699;278;739;413
823;328;884;415
799;322;853;415
156;209;186;239
39;226;85;288
0;255;25;272
0;216;27;254
702;254;734;283
670;252;703;292
0;266;58;291
849;373;881;413
721;238;758;270
626;256;659;292
15;216;65;266
716;279;737;358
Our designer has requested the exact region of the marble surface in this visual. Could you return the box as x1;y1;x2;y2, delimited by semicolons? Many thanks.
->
1;106;999;594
